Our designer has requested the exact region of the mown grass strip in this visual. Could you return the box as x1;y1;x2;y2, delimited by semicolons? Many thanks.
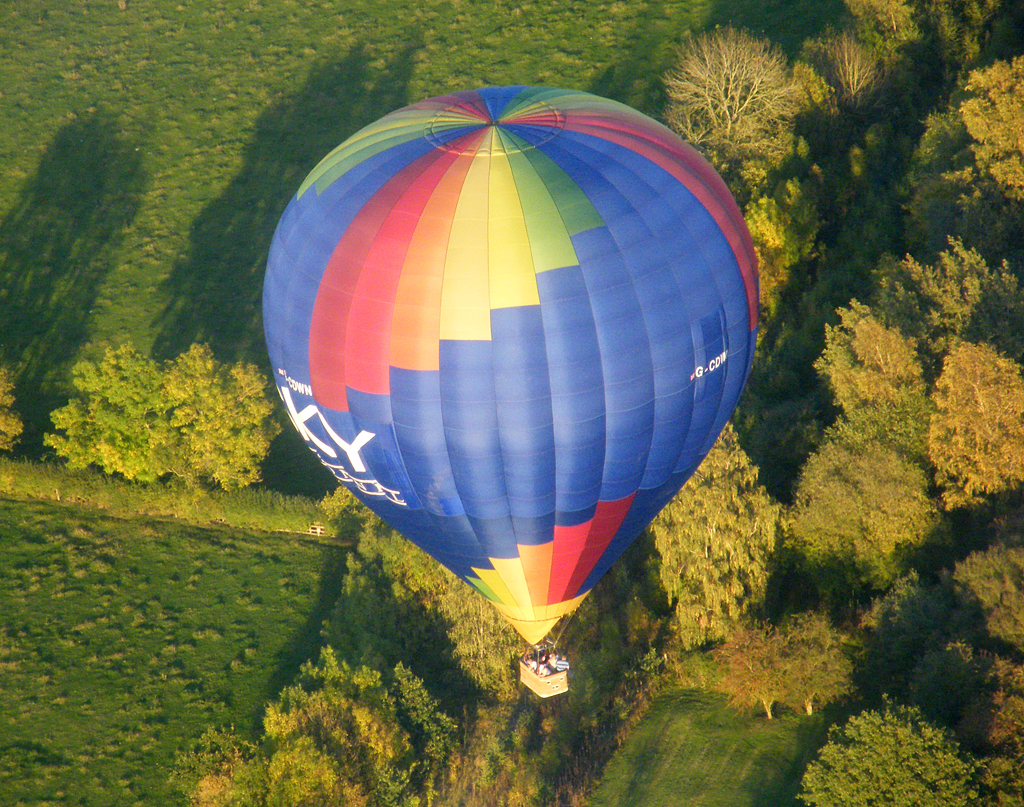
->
586;689;827;807
0;458;331;538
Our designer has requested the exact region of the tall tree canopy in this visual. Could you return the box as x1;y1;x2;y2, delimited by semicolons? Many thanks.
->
815;302;931;459
45;343;279;489
954;542;1024;654
801;702;980;806
664;27;800;184
928;341;1024;507
651;424;781;649
791;439;939;591
876;239;1024;367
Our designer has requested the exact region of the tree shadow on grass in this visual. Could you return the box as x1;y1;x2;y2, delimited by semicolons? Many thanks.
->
151;39;421;367
260;542;349;729
588;0;700;117
0;112;146;453
707;0;848;55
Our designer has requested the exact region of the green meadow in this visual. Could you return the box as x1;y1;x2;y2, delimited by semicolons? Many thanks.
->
0;498;344;807
586;690;828;807
0;0;843;454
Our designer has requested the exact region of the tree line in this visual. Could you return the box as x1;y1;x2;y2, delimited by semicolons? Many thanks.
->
651;1;1024;803
0;343;279;491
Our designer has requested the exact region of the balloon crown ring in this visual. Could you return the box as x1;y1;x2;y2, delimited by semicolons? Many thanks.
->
424;98;565;154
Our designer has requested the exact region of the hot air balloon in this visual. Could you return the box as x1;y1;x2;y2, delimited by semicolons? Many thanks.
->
263;87;758;658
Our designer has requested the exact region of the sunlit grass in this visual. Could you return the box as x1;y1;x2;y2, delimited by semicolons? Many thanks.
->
0;0;841;378
586;689;827;807
0;498;345;807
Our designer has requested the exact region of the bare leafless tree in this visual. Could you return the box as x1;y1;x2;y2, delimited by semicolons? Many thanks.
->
664;28;801;170
819;30;886;109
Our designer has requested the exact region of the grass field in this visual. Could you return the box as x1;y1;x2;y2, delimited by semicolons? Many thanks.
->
586;690;827;807
0;497;346;807
0;0;844;457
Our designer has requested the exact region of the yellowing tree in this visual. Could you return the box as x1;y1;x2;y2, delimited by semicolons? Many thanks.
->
961;56;1024;202
0;366;24;451
46;343;279;489
816;302;931;459
781;612;853;716
929;342;1024;507
263;649;414;807
713;624;787;719
651;424;781;649
715;613;853;719
165;344;278;490
46;345;175;483
745;178;820;319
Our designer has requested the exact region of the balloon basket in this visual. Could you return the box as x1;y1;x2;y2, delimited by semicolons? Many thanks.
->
520;660;568;698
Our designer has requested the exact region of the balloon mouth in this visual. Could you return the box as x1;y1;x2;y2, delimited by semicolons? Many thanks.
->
424;99;565;154
506;615;562;646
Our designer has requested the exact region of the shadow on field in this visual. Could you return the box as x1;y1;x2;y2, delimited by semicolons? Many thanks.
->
587;0;687;116
707;0;847;54
0;112;146;452
152;39;421;365
262;542;348;725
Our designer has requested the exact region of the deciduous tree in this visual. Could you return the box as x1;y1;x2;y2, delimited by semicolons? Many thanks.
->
664;28;800;183
651;424;781;649
45;343;279;489
906;64;1024;266
860;574;973;702
437;576;521;699
714;623;787;719
164;343;279;490
0;366;24;451
954;542;1024;654
875;239;1024;367
46;345;174;483
811;31;887;109
929;341;1024;508
844;0;920;54
800;702;980;806
791;438;939;591
262;648;415;807
715;613;852;719
960;56;1024;202
171;727;266;807
745;178;820;319
781;613;853;716
392;663;457;797
815;302;931;459
969;659;1024;802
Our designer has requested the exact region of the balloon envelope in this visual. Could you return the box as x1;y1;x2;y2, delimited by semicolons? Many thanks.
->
263;87;758;643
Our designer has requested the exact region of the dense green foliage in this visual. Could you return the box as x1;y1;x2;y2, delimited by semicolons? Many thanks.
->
651;423;781;649
0;367;23;451
801;703;980;806
46;344;279;490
